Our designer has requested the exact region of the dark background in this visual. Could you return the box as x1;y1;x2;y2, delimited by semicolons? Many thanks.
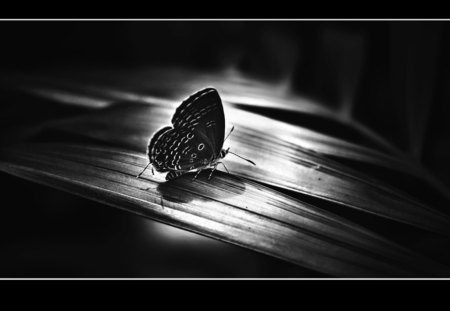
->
0;21;449;277
1;22;449;168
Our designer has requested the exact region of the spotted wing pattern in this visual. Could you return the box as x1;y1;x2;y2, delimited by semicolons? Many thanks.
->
147;88;225;180
171;88;225;158
148;126;215;173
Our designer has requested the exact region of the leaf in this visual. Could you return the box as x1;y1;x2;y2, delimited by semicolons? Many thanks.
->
2;68;450;277
0;142;448;277
40;100;450;237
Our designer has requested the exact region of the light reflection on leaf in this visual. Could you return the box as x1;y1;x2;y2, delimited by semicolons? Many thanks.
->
1;143;448;277
1;68;450;277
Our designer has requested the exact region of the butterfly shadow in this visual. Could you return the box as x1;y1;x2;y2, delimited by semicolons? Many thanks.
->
156;170;247;204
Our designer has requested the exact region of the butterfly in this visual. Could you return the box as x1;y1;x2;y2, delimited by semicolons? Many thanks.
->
137;87;255;181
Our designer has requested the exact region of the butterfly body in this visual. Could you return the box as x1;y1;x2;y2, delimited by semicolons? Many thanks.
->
144;88;231;181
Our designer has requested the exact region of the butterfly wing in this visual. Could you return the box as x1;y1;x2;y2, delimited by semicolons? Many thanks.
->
174;128;216;171
147;88;225;180
171;88;225;158
148;126;215;173
147;126;174;172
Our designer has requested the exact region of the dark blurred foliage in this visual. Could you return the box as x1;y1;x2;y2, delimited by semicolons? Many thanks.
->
1;21;449;277
1;21;449;167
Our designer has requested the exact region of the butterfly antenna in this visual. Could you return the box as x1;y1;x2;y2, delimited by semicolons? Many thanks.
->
137;162;151;178
228;151;256;166
224;125;235;142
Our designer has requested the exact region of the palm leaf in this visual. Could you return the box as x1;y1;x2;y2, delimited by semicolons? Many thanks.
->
1;69;450;277
39;92;450;237
1;142;449;277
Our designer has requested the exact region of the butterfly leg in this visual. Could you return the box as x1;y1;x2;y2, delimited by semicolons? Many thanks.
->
192;169;203;181
137;162;152;178
217;162;229;174
208;164;220;180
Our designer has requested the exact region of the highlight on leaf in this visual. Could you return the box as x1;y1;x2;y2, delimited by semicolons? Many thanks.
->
1;66;450;277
